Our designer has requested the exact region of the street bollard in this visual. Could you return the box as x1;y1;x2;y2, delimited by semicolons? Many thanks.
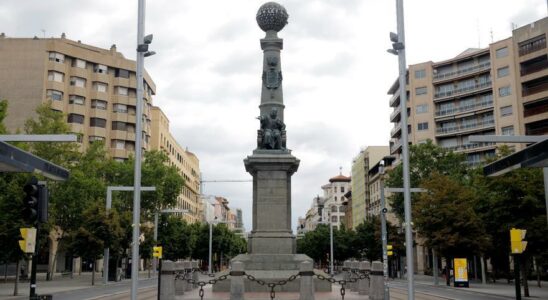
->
350;260;359;292
192;260;199;289
174;261;185;296
343;260;350;283
299;261;315;300
230;261;245;300
184;260;193;291
358;261;370;295
369;261;384;300
160;260;175;300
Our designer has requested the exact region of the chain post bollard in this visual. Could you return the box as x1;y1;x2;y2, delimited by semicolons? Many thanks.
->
229;261;245;300
159;260;175;300
369;261;384;300
184;261;193;292
342;260;350;283
299;261;315;300
350;260;359;292
174;262;186;296
192;260;199;289
358;261;370;295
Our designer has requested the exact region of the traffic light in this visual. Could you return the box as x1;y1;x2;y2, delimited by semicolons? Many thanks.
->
22;177;39;224
18;227;37;254
510;228;527;254
387;244;394;256
153;246;163;259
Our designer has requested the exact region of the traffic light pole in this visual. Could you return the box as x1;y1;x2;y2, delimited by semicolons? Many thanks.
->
514;255;521;300
29;229;39;299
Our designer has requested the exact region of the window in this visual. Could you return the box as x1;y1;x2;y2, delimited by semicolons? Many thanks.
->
68;95;85;105
415;86;427;95
501;126;514;136
112;121;127;131
91;99;107;110
331;206;337;212
115;69;130;78
417;122;429;131
70;76;86;88
94;82;108;93
496;47;508;58
48;52;65;63
48;71;64;82
416;104;428;114
111;139;125;149
90;117;106;128
94;64;108;74
414;69;426;79
116;86;128;96
113;103;128;113
497;66;509;78
46;89;63;101
499;86;511;97
331;216;338;223
340;187;345;193
500;105;513;116
67;113;84;124
89;136;105;143
72;59;86;69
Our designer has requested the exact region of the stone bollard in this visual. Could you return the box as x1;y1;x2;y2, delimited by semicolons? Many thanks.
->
358;261;370;295
343;260;350;283
192;260;199;289
369;261;384;300
160;260;175;300
230;261;245;300
184;261;193;291
299;261;315;300
174;261;186;296
350;260;359;292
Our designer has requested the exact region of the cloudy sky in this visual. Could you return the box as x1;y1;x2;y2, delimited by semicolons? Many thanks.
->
2;0;545;232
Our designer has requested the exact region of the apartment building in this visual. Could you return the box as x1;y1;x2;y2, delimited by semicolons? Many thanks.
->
150;107;201;223
350;146;389;228
0;34;155;160
388;17;547;163
366;156;397;225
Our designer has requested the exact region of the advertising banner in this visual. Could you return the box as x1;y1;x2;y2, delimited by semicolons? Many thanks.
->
454;258;469;287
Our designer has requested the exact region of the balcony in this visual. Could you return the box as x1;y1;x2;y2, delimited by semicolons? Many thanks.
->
442;142;496;153
519;36;546;56
389;90;400;107
435;99;493;118
390;139;402;154
524;99;548;117
433;62;491;82
434;81;492;101
390;106;401;123
520;57;548;77
522;80;548;97
436;119;495;136
390;123;402;138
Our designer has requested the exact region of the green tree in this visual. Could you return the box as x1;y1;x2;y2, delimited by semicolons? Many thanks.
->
157;215;192;260
385;140;468;221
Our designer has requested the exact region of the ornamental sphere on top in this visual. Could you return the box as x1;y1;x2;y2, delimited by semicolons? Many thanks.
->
256;2;289;32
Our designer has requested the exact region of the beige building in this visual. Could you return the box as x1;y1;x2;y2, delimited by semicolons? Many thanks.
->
350;146;389;228
0;34;156;160
366;156;397;225
150;107;201;223
388;17;548;163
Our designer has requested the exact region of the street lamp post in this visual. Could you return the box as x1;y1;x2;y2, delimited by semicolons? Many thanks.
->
317;207;335;276
388;0;414;299
208;218;235;274
379;160;389;300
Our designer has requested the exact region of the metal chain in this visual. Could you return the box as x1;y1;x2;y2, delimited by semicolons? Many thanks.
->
245;273;298;299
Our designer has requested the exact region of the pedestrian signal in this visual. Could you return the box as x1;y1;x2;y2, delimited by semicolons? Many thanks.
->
387;244;394;256
153;246;163;258
19;227;37;253
510;228;527;254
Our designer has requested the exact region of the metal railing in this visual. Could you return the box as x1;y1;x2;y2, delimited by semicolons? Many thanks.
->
434;81;492;100
435;99;493;117
442;142;496;152
436;119;495;135
433;62;491;81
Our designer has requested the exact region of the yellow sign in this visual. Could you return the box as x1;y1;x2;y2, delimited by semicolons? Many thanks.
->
454;258;468;283
19;227;37;254
510;228;527;254
153;246;163;258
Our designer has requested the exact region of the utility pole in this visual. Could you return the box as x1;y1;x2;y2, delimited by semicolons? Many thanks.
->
379;160;389;300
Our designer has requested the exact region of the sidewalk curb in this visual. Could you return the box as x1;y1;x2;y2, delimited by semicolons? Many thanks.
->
413;281;515;299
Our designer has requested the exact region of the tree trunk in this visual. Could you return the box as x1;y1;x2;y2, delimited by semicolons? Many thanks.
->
446;256;451;286
4;263;7;283
535;256;541;288
521;257;529;297
13;260;20;296
91;258;95;286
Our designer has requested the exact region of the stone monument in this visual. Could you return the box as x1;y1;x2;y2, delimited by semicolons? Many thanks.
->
214;2;330;292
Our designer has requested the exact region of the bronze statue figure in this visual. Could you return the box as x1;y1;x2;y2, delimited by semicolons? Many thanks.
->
257;108;285;150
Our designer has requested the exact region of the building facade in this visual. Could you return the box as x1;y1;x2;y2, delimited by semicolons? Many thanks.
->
350;146;389;228
0;35;156;160
150;107;201;223
366;156;397;225
388;17;548;163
